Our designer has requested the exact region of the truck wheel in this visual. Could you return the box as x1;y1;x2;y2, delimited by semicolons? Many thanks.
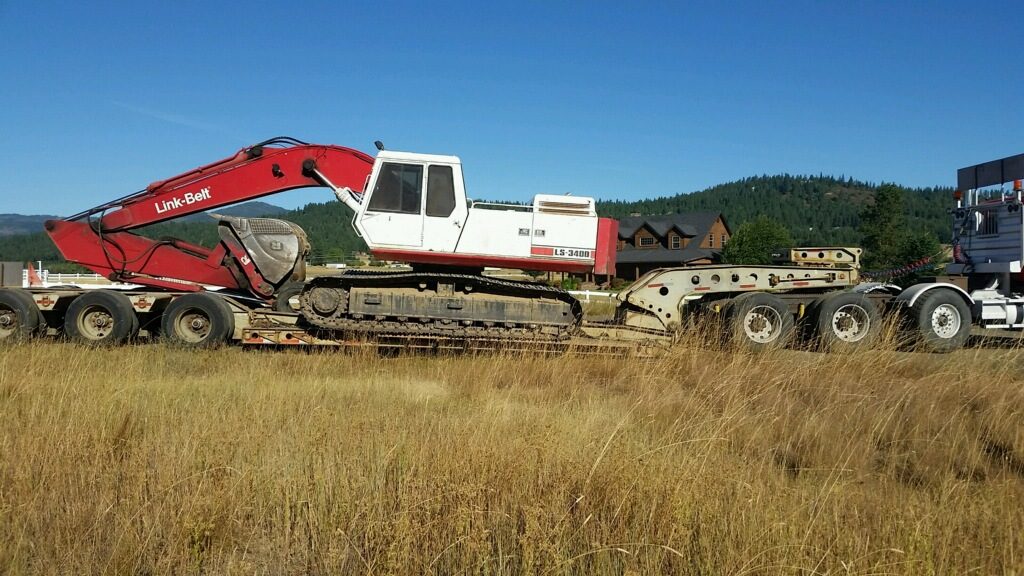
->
725;292;794;352
906;289;971;353
64;290;139;345
0;289;45;342
812;292;881;352
273;282;304;313
162;293;234;348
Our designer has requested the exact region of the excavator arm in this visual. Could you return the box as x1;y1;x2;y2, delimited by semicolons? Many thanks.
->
45;137;375;297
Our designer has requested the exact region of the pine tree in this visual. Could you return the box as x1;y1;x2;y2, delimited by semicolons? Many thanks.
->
721;216;793;265
859;184;907;270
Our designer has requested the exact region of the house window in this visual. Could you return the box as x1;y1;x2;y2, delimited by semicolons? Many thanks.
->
721;234;727;246
639;236;656;247
670;236;681;249
708;234;714;248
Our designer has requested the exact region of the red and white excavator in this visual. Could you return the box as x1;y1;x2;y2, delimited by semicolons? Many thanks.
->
43;137;619;342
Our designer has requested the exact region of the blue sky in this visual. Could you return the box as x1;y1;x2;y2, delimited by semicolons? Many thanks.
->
0;1;1021;215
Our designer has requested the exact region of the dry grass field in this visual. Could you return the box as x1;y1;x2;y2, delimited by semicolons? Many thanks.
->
1;336;1023;574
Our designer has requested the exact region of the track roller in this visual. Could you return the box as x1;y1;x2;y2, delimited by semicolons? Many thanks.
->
0;288;45;342
64;290;139;345
724;292;794;351
161;293;235;348
808;292;881;351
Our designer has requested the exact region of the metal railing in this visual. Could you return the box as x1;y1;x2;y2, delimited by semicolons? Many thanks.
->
568;290;618;302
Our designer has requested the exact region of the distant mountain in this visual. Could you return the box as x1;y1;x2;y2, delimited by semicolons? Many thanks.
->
0;213;59;237
0;201;288;236
180;201;289;222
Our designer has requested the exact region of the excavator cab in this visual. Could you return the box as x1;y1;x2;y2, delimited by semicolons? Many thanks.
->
329;150;617;274
354;151;468;252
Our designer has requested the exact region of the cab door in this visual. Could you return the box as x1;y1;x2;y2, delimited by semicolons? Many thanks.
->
359;162;424;247
420;164;467;252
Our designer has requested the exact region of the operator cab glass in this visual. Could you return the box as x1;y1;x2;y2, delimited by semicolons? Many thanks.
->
367;163;422;214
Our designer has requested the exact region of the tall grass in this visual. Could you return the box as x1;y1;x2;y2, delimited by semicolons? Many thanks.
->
0;339;1022;574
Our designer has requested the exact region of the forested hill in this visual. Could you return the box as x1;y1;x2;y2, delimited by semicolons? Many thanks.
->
596;175;952;245
0;175;955;269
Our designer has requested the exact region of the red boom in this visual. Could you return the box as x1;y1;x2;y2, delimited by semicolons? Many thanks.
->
45;139;374;292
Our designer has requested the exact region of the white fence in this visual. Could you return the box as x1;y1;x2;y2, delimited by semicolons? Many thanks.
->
568;290;618;302
21;269;137;289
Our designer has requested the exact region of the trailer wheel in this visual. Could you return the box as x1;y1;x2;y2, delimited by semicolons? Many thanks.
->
273;282;304;313
64;290;139;345
811;292;881;352
162;293;234;348
725;292;794;351
0;289;45;342
906;289;971;353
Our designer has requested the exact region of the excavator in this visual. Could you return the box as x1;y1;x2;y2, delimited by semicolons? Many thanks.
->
42;137;619;344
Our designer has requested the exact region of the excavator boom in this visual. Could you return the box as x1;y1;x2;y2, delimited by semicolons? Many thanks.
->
46;137;375;295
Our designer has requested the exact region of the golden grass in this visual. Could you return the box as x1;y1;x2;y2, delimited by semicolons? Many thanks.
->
1;339;1022;574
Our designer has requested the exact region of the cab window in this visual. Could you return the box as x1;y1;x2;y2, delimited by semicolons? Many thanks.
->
426;165;456;217
368;163;422;214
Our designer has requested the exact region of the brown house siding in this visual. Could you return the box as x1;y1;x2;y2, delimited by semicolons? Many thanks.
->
699;217;730;249
634;228;657;248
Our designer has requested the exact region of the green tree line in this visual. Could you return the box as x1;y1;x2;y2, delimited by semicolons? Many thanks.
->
0;175;955;271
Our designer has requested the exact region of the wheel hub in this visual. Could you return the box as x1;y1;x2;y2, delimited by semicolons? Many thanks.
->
931;304;961;339
743;305;781;342
0;311;13;329
832;304;869;342
177;311;212;342
79;307;114;340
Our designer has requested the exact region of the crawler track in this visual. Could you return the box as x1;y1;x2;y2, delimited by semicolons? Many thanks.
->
297;270;583;341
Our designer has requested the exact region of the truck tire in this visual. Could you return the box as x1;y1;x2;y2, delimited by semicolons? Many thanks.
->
724;292;794;352
811;292;881;352
64;290;139;345
905;289;971;353
0;289;45;342
273;282;304;313
162;293;234;348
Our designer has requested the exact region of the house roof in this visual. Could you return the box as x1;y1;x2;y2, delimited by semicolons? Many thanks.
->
617;212;725;240
615;245;720;265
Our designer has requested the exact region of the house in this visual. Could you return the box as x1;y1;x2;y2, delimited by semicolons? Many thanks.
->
615;212;731;280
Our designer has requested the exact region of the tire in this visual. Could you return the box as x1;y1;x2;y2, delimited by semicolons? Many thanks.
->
905;289;971;353
161;293;235;348
273;282;304;313
724;292;794;352
64;290;139;345
811;292;881;352
0;289;45;342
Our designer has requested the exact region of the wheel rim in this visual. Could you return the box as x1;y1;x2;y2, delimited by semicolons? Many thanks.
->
0;305;19;338
76;305;115;340
175;309;212;343
831;303;871;342
931;303;961;339
743;305;782;343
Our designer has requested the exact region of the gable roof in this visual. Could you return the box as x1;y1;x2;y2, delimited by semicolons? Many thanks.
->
617;212;725;240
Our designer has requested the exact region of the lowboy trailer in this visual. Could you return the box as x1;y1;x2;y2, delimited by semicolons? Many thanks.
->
1;143;1022;355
